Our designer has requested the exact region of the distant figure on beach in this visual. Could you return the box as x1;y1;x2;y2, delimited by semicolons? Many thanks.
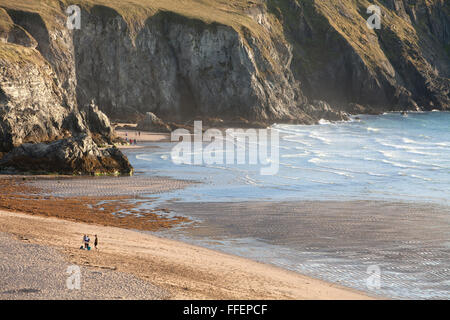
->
83;234;90;250
138;131;141;137
94;235;98;250
82;234;87;249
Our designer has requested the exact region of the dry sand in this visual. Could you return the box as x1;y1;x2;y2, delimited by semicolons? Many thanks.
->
0;231;168;300
0;210;370;300
116;129;171;143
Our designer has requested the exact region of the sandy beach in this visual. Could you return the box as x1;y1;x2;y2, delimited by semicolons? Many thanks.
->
0;174;371;300
0;209;369;300
115;128;171;144
0;230;168;300
0;176;192;231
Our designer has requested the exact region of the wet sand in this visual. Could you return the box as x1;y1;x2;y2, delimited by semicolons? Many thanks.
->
0;209;370;300
0;176;192;231
164;201;450;299
25;175;192;198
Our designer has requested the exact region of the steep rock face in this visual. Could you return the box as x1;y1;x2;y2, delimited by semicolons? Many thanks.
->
0;44;70;152
4;7;79;110
0;134;133;175
0;45;118;151
268;0;449;112
72;8;307;123
69;0;448;117
0;8;37;48
0;6;131;174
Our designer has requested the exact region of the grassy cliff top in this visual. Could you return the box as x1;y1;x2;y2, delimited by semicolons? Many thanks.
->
0;8;13;33
0;0;270;38
0;42;45;66
1;0;446;82
0;0;287;77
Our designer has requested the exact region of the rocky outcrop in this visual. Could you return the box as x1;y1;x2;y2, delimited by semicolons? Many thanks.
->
137;112;171;133
0;134;133;175
0;6;131;174
80;101;115;145
0;49;128;173
304;101;349;122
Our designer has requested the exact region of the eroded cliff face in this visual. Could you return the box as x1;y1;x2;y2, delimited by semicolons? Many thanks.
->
70;0;449;119
0;5;132;174
269;0;449;113
0;44;68;152
72;7;311;123
0;0;449;162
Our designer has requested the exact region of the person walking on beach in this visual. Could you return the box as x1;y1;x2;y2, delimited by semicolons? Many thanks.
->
94;235;98;250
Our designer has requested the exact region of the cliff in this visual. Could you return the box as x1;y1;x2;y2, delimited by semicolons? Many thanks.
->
269;0;449;113
0;3;133;174
0;0;448;171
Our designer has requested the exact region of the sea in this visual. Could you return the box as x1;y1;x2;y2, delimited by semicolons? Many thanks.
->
124;111;450;299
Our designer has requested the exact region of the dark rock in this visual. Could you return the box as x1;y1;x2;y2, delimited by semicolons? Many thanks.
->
272;0;449;113
0;134;133;175
345;103;367;115
137;112;171;133
80;101;115;145
0;22;128;174
305;101;349;122
70;9;307;122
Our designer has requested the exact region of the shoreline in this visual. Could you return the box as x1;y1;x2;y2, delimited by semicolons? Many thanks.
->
0;124;390;300
0;209;371;300
0;174;371;299
3;117;448;299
